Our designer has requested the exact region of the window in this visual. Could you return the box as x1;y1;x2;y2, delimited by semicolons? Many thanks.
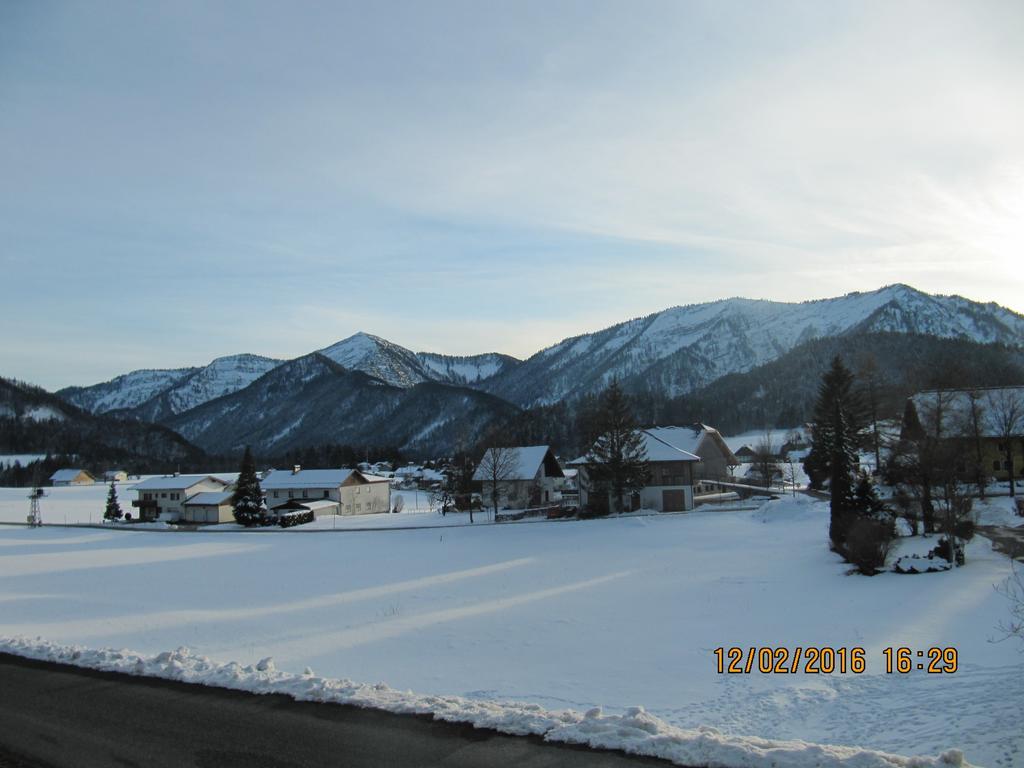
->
161;492;167;498
994;460;1002;471
288;491;294;499
323;490;329;498
273;491;279;498
302;489;308;498
144;493;152;500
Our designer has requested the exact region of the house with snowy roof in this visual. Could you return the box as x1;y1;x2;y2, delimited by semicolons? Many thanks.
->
571;425;738;513
132;474;230;521
49;468;96;486
903;386;1024;483
262;466;391;517
472;446;564;509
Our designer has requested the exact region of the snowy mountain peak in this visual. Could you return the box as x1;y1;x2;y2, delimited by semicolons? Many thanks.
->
318;333;431;388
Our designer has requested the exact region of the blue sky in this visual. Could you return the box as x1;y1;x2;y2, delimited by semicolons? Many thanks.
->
2;1;1023;390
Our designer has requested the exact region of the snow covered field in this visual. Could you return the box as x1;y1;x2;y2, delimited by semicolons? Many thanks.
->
1;494;1021;767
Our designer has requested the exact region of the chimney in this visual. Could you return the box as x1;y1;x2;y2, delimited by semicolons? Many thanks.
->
292;465;301;475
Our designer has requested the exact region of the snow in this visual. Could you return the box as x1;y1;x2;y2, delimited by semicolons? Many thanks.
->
0;454;47;468
22;405;66;421
0;639;972;768
974;495;1024;528
0;494;1019;765
318;332;431;388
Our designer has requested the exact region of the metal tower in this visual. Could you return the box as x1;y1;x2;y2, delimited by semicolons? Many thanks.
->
27;487;44;527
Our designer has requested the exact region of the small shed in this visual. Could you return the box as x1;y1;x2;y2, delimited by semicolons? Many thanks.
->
49;469;96;487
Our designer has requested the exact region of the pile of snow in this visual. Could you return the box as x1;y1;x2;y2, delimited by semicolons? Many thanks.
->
0;637;970;768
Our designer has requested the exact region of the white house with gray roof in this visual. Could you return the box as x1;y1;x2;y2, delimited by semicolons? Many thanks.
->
132;474;230;521
262;466;391;517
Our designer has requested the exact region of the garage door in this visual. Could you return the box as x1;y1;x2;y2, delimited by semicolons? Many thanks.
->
662;489;686;512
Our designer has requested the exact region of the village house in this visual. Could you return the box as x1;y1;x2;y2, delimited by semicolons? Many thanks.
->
49;469;96;486
262;466;391;517
473;445;565;509
733;445;756;464
903;386;1024;482
103;470;128;482
573;425;737;513
132;474;231;521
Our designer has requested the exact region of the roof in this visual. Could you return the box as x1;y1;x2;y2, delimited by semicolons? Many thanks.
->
572;428;702;465
472;446;564;482
262;468;356;489
909;386;1024;438
132;474;228;491
49;469;93;482
184;491;234;506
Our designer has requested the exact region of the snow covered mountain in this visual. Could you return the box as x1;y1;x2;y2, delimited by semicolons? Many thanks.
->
317;333;433;388
59;367;198;414
481;284;1024;406
130;354;281;420
163;353;518;455
52;285;1024;448
59;355;281;419
416;351;520;385
317;333;521;388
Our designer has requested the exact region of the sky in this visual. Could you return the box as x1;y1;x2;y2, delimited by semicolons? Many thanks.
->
2;0;1023;390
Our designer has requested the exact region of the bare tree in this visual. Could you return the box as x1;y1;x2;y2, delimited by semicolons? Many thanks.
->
856;352;884;474
751;431;778;489
476;446;519;523
995;563;1024;646
961;388;988;498
891;391;958;534
987;388;1024;497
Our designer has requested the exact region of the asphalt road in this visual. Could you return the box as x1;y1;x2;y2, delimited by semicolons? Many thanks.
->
0;654;675;768
977;524;1024;561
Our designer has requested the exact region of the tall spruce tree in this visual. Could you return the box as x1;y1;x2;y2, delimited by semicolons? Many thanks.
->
804;357;863;549
103;480;123;521
232;446;265;526
587;380;650;513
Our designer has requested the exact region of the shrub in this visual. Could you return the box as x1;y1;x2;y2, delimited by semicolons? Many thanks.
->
278;510;315;528
844;518;894;575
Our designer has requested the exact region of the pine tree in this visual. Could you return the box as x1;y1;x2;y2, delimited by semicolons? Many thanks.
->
587;380;650;513
232;446;265;526
103;480;123;521
804;357;863;550
853;471;885;518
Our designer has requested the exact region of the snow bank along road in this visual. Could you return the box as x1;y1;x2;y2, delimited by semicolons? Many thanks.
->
0;495;1019;767
0;653;671;768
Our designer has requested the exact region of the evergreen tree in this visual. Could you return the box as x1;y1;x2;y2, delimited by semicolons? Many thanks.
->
853;471;885;518
232;446;265;526
587;380;650;513
103;480;123;521
804;357;863;550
